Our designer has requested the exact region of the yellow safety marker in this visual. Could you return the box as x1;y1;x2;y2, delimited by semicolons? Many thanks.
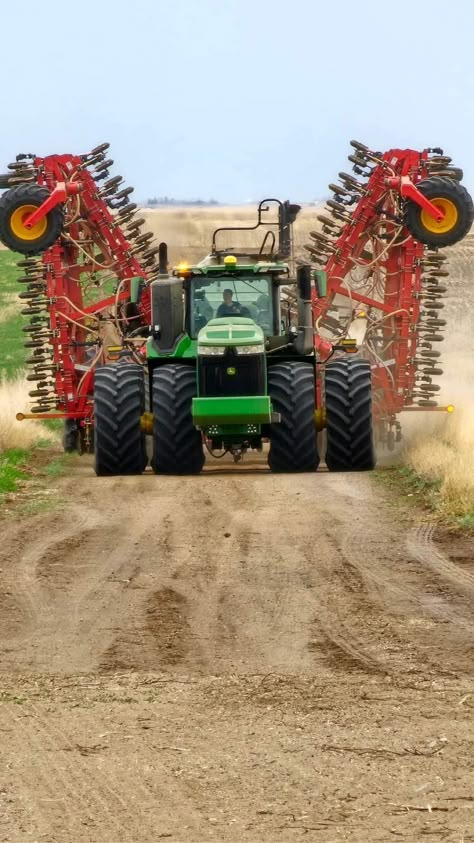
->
314;408;327;430
139;412;154;434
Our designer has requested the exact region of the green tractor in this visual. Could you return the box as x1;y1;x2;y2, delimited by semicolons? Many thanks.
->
93;200;375;475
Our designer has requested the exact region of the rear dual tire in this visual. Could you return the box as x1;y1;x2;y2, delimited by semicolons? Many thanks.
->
324;357;375;471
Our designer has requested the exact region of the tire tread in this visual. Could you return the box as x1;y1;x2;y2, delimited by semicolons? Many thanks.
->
151;365;204;475
325;358;375;471
268;362;318;473
94;364;147;475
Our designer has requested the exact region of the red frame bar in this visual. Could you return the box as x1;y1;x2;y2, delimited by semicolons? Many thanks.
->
386;176;445;222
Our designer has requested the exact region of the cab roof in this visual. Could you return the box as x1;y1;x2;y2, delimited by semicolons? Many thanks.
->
173;253;290;279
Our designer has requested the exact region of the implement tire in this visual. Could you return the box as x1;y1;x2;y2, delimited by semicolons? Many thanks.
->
0;184;64;254
94;363;147;476
268;361;318;473
403;177;474;248
151;364;204;475
324;357;375;471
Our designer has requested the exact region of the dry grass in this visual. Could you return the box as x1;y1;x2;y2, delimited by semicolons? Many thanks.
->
0;376;56;452
407;406;474;518
403;346;474;519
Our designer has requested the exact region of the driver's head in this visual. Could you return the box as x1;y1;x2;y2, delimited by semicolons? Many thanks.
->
223;288;233;306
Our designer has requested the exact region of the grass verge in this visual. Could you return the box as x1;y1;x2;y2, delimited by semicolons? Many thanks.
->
0;447;72;510
375;379;474;531
0;449;31;494
374;462;474;531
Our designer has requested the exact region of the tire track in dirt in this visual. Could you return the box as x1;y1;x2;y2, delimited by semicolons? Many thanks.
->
303;535;399;675
25;701;202;840
2;704;103;839
101;585;200;672
2;496;180;672
96;470;472;679
17;704;161;841
97;473;324;675
2;459;473;682
34;526;106;589
178;479;320;674
407;523;474;596
250;471;473;680
317;488;474;677
0;506;104;664
1;456;474;841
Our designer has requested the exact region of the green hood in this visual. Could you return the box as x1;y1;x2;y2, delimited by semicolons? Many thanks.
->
198;317;264;348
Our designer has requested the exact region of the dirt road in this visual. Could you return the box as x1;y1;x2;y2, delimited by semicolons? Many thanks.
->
0;454;473;842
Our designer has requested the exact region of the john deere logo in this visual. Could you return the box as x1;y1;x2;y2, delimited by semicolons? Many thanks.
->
226;367;236;376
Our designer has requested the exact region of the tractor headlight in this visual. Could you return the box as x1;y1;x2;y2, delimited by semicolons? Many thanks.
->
236;344;265;355
198;345;226;356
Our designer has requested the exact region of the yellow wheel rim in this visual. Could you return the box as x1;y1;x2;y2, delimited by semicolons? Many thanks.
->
420;198;458;234
10;204;47;241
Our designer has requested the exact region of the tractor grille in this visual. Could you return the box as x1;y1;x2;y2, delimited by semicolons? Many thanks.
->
198;350;265;397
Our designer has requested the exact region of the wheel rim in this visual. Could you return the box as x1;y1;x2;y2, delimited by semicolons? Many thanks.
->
420;198;458;234
10;205;47;241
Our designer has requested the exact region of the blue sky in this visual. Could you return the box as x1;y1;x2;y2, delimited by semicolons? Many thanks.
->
2;0;473;202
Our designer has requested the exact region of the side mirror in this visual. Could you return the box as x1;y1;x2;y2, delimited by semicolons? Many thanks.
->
296;265;312;300
285;201;302;225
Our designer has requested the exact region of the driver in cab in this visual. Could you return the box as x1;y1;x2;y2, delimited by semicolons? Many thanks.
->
217;288;249;318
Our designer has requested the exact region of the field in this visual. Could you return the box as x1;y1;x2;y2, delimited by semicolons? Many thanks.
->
137;204;322;265
0;208;473;842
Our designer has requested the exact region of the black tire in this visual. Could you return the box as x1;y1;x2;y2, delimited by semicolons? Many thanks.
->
94;364;147;476
268;362;318;473
404;177;474;248
151;365;204;475
324;358;375;471
63;419;79;453
0;184;64;254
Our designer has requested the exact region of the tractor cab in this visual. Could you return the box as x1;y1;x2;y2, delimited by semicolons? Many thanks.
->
187;258;287;337
187;197;302;339
148;198;306;359
190;261;278;336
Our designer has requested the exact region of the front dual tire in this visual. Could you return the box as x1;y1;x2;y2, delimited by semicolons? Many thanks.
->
93;363;204;476
93;359;375;476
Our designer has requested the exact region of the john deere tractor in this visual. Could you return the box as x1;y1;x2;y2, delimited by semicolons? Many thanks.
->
93;199;374;475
